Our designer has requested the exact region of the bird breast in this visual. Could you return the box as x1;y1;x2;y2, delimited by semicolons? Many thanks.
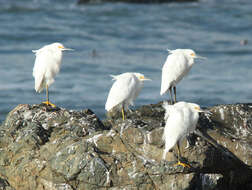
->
131;80;143;101
44;50;62;79
182;108;199;134
164;106;199;141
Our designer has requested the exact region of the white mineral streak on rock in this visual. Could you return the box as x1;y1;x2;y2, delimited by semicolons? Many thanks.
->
34;158;46;171
137;154;156;165
40;178;73;190
23;110;32;120
120;123;129;137
56;151;62;157
86;134;103;147
90;159;95;175
67;144;77;154
142;131;149;153
219;108;225;120
105;170;110;185
42;123;48;130
201;173;222;188
128;160;137;179
106;129;116;137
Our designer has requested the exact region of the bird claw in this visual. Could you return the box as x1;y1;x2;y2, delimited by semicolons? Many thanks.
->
42;101;56;108
175;161;191;168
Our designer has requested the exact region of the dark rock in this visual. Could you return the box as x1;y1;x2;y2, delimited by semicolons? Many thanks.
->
0;103;251;189
77;0;198;4
0;178;15;190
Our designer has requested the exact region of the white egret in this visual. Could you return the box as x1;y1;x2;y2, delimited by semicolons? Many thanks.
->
160;49;206;104
32;42;73;107
162;101;209;167
105;72;151;120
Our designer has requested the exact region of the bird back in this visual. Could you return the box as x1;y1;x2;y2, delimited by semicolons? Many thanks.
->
105;74;138;111
160;52;192;95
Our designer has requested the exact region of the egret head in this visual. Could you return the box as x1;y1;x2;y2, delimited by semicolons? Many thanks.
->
184;49;206;60
189;103;211;114
134;73;151;81
52;42;74;51
193;104;203;112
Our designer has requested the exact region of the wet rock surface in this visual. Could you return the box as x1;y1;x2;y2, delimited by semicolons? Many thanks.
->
0;103;251;190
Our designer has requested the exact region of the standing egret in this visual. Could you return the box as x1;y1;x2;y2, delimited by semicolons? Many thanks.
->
162;101;208;167
32;42;73;107
160;49;206;104
105;72;151;120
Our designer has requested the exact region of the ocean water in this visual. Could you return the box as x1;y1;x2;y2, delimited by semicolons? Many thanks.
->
0;0;251;122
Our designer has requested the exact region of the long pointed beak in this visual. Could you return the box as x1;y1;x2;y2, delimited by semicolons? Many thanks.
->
143;77;152;81
62;48;74;51
166;49;172;53
195;55;207;60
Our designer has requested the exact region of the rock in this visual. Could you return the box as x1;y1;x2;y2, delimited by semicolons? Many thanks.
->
0;178;15;190
77;0;198;4
0;102;251;189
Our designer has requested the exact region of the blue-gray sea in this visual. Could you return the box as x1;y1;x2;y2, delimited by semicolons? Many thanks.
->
0;0;251;122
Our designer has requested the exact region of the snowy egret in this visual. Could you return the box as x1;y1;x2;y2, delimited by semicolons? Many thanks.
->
32;42;73;107
162;101;208;167
160;49;206;104
105;72;151;120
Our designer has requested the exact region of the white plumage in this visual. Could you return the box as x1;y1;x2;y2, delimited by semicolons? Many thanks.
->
105;72;150;120
162;101;206;166
32;42;73;106
160;49;205;104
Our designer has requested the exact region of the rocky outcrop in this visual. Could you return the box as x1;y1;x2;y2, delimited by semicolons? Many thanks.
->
77;0;198;4
0;102;251;190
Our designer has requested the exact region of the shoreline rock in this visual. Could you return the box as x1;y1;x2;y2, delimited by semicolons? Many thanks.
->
0;102;251;189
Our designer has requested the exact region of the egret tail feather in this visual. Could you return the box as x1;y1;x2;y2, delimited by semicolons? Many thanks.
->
34;76;44;93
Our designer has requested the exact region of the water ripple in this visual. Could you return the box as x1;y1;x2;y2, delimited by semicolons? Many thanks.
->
0;0;252;122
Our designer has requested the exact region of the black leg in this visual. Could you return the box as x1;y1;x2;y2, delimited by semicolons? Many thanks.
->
169;87;173;105
173;86;176;103
177;142;181;160
46;84;49;104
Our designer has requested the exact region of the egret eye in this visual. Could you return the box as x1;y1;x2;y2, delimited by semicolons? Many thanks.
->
194;106;200;110
190;53;195;57
58;45;64;49
139;76;145;80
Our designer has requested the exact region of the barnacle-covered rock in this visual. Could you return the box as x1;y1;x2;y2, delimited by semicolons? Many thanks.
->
0;103;251;190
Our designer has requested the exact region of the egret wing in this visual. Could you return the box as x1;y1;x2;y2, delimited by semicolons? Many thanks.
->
105;75;136;111
160;53;190;95
163;101;174;121
32;49;55;92
163;108;185;149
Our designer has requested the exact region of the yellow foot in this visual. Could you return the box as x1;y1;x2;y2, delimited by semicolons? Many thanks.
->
175;161;191;168
42;101;56;107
